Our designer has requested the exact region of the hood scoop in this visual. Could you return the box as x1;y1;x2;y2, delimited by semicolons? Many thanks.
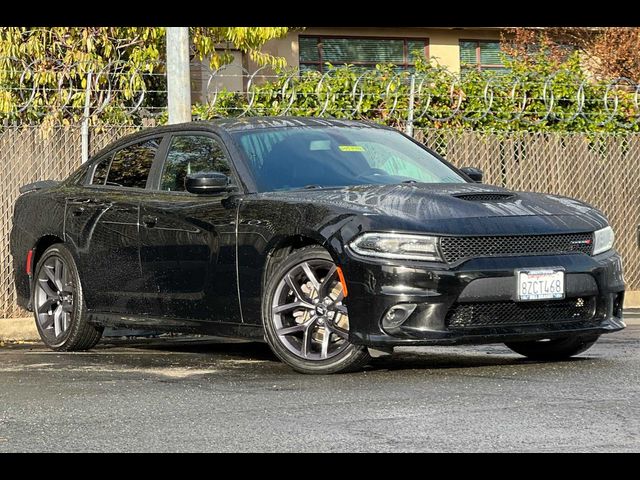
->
453;192;516;202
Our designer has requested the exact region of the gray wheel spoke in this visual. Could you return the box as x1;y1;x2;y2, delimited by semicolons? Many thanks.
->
326;322;349;339
276;324;305;336
335;304;347;315
301;262;321;292
284;274;308;301
62;264;72;291
333;289;345;303
301;325;314;358
53;258;64;290
321;328;331;359
53;306;63;337
273;300;314;314
43;266;57;289
319;264;337;296
61;311;70;332
38;278;57;298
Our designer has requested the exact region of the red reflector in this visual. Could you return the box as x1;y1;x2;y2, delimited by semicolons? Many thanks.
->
26;249;34;275
336;266;348;298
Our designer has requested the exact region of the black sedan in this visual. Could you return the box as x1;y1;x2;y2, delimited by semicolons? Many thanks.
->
10;117;625;374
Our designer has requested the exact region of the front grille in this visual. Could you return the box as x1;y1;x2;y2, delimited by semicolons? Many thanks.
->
446;297;597;330
440;232;593;263
454;193;516;201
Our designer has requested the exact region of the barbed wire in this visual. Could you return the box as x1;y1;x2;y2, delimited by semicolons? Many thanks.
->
1;58;640;127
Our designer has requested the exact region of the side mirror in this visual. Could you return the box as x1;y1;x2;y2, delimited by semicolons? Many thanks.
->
185;172;232;194
460;167;483;183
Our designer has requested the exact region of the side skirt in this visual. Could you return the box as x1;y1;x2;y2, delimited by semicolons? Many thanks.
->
87;312;265;341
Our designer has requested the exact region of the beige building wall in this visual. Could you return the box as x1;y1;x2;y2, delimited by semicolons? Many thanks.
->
255;27;504;74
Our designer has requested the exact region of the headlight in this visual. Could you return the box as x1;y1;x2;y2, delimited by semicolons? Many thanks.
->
593;226;615;255
349;233;442;261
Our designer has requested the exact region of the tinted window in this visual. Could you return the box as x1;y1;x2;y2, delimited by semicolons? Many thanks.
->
233;126;465;192
90;155;112;185
106;138;161;189
160;135;233;192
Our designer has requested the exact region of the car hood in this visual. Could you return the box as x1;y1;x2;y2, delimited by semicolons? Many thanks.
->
259;183;608;235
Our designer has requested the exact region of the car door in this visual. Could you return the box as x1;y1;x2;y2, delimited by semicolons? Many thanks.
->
65;136;163;314
138;133;241;323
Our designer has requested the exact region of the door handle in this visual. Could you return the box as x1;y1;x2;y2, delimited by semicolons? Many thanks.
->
142;215;158;228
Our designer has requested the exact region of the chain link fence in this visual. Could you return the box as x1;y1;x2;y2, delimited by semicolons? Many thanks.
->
415;129;640;292
1;125;638;317
0;125;141;317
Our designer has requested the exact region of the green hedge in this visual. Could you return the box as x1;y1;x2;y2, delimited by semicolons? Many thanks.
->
192;52;640;133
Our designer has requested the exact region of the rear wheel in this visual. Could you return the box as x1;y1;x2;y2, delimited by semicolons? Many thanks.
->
262;246;370;374
33;244;103;351
505;336;599;360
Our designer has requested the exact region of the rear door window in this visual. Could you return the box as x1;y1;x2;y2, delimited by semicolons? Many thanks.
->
105;137;162;189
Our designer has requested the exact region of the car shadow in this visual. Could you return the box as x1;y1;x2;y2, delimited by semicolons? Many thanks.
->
97;336;591;372
99;336;279;362
366;351;590;372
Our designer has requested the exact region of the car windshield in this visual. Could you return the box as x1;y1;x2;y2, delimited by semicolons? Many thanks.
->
232;126;466;192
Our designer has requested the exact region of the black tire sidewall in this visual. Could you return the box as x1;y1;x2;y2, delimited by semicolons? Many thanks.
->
262;246;370;374
505;335;599;360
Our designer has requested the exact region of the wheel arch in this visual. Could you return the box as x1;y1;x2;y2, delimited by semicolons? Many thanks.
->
262;233;341;290
32;234;65;271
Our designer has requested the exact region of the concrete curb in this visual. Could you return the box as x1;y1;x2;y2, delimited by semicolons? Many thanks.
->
2;313;639;343
0;317;39;342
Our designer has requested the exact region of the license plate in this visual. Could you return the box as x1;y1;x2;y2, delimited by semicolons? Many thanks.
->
516;269;565;301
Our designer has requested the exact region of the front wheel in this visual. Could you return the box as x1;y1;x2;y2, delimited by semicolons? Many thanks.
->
505;335;599;361
262;246;370;374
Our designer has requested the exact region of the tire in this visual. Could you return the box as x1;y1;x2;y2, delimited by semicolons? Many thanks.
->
262;245;371;374
505;335;599;361
32;243;103;351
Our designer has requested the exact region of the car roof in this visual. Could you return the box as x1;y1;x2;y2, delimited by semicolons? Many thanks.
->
88;117;387;162
210;116;383;132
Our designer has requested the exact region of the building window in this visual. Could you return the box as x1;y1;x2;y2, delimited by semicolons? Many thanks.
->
299;36;428;72
459;40;509;72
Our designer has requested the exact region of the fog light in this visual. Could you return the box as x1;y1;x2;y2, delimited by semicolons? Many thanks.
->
382;304;417;330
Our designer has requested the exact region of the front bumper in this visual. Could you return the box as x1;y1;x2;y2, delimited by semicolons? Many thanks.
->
342;250;625;347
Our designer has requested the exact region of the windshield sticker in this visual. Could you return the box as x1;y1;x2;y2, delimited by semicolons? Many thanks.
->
339;145;365;152
309;140;331;151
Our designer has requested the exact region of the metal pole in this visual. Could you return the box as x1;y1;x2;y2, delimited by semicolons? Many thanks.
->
81;71;93;163
405;73;415;137
166;27;192;124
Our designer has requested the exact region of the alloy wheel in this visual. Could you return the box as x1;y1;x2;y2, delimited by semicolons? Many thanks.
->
35;255;75;343
271;259;350;361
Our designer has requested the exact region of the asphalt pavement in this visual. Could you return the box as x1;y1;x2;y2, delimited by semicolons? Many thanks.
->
0;326;638;452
